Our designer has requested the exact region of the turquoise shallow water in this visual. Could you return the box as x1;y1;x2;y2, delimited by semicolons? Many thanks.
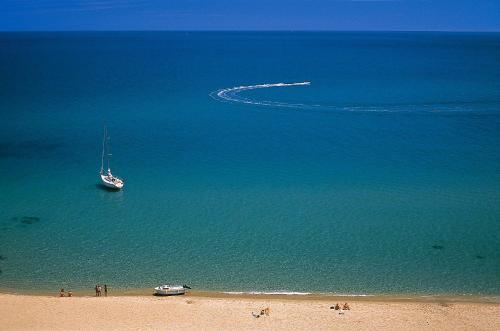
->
0;32;499;295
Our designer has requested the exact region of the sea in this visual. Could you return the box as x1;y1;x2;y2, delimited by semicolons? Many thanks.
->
0;31;499;297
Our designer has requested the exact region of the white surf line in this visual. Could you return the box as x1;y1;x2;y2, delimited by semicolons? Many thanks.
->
210;81;312;108
222;291;312;296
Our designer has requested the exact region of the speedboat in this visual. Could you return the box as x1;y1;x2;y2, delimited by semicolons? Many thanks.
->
154;285;188;296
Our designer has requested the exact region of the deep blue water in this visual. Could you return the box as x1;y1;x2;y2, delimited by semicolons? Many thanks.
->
0;32;499;295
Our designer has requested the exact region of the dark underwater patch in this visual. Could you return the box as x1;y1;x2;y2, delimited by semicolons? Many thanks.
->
0;140;62;158
432;245;444;250
0;255;6;260
475;255;485;260
20;216;40;225
11;216;41;225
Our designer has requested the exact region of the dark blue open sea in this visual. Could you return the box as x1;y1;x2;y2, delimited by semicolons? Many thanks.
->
0;32;499;296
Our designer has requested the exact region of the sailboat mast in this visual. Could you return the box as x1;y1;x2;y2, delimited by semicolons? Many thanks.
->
101;126;106;173
106;128;111;172
107;142;111;172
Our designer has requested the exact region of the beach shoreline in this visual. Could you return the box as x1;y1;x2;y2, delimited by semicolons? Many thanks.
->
1;288;499;303
1;288;499;304
0;292;499;330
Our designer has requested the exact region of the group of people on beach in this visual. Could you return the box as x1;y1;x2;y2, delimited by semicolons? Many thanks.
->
95;284;108;297
58;285;108;297
331;302;350;313
59;288;72;297
252;307;271;318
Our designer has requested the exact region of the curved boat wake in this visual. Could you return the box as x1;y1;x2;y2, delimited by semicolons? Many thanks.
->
210;81;484;113
210;81;316;109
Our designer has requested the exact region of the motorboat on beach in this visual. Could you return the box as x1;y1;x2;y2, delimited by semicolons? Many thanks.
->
154;284;190;296
100;126;124;190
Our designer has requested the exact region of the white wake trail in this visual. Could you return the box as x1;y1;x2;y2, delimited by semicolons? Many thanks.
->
210;81;312;108
210;81;477;113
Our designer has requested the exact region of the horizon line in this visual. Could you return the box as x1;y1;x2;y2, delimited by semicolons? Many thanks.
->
1;29;500;33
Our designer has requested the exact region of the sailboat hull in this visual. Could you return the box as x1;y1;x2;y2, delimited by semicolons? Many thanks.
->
100;174;124;189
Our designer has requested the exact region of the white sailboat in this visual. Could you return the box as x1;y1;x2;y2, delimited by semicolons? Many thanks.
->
100;126;124;190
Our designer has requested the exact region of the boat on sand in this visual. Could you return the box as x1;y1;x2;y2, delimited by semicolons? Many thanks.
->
154;285;190;296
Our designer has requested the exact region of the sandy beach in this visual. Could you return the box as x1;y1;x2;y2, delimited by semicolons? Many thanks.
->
0;293;498;330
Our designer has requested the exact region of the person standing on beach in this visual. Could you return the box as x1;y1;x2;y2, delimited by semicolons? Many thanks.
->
97;285;102;297
95;285;98;297
104;284;108;297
